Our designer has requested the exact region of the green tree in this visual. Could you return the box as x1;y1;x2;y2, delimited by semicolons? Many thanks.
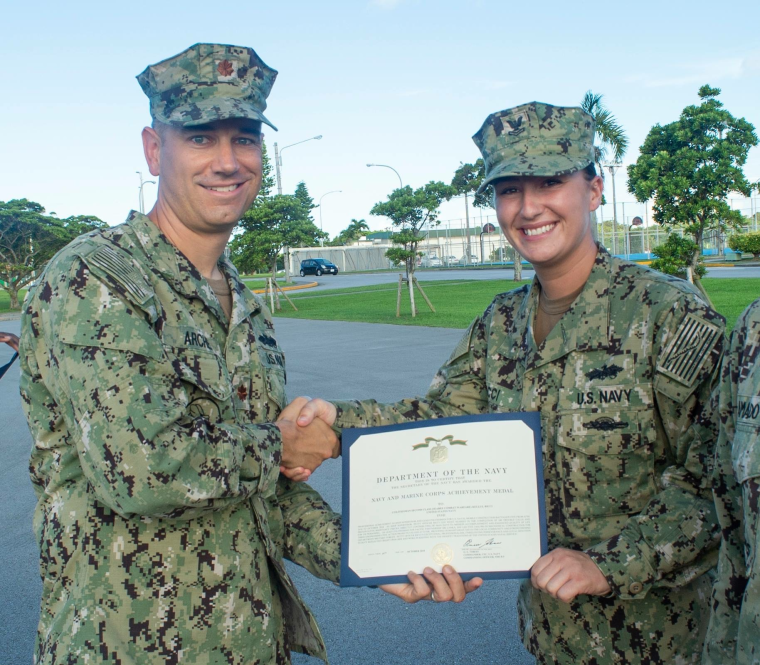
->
230;195;326;276
0;199;106;309
371;182;454;279
628;85;758;289
293;181;316;221
580;91;629;170
329;219;369;246
650;233;706;280
728;231;760;259
259;141;276;197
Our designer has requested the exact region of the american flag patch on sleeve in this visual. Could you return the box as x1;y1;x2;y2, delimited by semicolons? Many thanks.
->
448;323;475;364
657;313;722;387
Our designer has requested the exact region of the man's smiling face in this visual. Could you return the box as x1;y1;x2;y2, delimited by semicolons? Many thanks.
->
144;118;263;234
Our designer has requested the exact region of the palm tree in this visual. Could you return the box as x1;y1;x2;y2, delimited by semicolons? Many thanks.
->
581;91;628;171
345;219;370;239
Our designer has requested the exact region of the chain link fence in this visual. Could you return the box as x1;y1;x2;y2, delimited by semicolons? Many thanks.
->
286;196;760;274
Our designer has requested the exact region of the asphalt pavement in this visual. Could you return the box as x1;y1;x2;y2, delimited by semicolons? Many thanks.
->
284;264;760;293
0;316;534;665
283;266;535;292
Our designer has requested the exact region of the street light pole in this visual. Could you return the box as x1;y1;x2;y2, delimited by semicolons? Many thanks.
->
136;171;156;214
274;135;323;195
318;190;342;247
366;163;403;189
604;163;622;256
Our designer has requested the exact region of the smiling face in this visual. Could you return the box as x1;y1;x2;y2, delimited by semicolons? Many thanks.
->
142;118;263;235
493;170;603;276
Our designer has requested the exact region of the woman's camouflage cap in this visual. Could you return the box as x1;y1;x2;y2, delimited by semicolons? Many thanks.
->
137;43;278;130
472;102;595;193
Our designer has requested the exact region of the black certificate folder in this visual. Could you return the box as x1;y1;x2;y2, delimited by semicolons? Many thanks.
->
340;412;546;587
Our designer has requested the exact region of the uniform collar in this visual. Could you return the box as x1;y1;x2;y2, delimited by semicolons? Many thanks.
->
125;210;260;326
507;245;612;370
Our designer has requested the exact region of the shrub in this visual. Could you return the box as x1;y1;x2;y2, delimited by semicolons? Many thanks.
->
728;232;760;259
650;234;706;280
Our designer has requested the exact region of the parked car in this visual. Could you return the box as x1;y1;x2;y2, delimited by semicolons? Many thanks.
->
458;255;480;266
300;258;339;276
442;255;459;266
421;255;442;268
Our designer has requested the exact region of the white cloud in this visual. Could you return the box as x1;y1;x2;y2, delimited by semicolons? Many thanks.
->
627;51;760;88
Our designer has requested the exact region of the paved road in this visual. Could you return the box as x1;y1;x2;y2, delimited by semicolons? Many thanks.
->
284;267;534;292
284;264;760;293
0;317;534;665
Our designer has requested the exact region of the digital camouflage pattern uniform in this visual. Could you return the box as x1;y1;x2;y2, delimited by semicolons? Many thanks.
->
333;251;723;663
332;104;726;664
473;101;596;191
19;43;341;665
137;43;279;130
20;211;341;664
704;298;760;664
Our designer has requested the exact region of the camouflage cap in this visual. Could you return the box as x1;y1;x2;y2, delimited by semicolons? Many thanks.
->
472;102;595;193
137;43;278;130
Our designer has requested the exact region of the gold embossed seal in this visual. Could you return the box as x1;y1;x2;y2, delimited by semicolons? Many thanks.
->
431;543;453;565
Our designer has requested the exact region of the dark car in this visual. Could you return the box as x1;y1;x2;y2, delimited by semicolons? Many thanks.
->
299;258;339;277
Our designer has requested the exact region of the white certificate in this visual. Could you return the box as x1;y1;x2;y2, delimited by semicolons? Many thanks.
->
340;413;546;586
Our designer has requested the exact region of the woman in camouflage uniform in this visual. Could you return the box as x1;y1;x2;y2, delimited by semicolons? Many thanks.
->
290;102;726;664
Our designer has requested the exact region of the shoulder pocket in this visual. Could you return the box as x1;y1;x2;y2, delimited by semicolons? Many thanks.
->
59;262;164;361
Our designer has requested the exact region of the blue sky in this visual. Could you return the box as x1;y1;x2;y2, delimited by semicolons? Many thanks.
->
2;0;758;238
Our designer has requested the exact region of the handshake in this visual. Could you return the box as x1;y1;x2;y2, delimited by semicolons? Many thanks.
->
274;397;483;604
275;397;338;483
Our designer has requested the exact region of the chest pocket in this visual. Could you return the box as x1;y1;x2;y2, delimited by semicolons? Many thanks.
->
733;392;760;484
170;348;233;421
731;418;760;570
256;344;286;412
555;408;656;518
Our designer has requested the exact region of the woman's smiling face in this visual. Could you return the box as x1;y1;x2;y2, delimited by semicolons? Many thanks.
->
493;170;603;274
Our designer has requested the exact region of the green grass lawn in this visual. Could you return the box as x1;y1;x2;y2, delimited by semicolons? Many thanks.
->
701;279;760;331
0;290;27;314
242;279;270;291
273;277;760;332
3;278;758;331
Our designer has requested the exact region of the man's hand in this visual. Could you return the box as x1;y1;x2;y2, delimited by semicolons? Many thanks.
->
293;397;337;428
276;397;340;478
0;332;19;353
279;397;339;482
380;566;483;604
530;548;611;603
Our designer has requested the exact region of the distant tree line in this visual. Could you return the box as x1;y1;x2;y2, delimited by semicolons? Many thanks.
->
0;199;106;309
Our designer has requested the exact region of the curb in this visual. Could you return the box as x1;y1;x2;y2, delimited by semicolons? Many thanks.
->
0;312;22;322
250;281;318;294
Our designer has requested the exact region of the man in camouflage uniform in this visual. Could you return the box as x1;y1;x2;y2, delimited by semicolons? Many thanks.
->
290;103;726;663
704;298;760;664
19;43;346;664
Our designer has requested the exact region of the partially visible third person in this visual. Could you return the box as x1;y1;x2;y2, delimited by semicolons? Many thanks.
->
704;297;760;664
